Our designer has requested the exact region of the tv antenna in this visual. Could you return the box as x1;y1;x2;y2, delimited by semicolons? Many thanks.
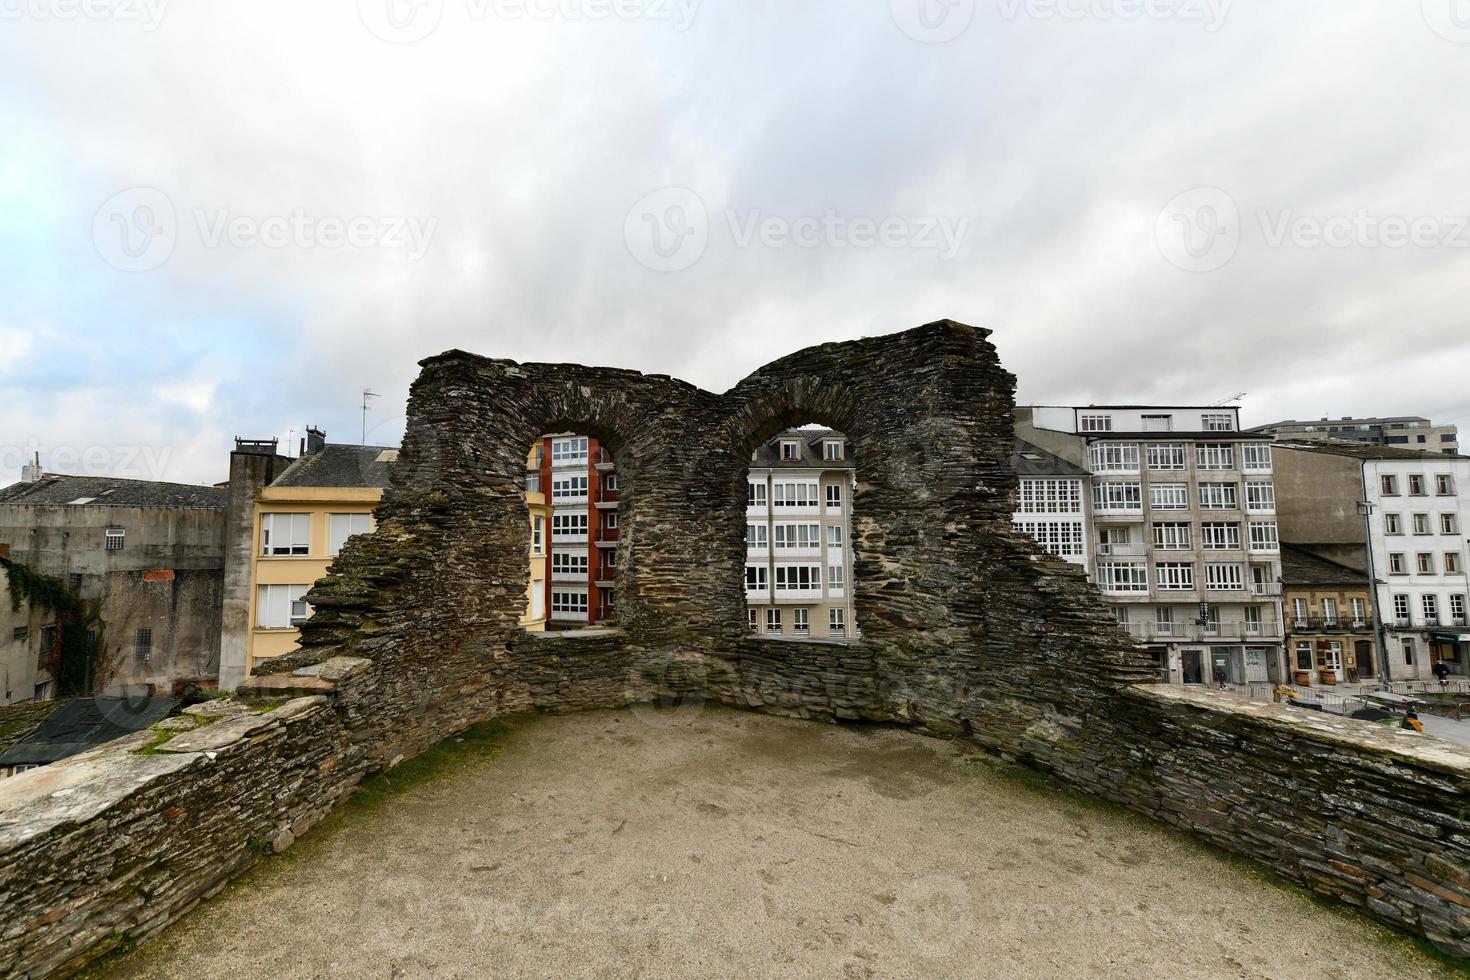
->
361;388;380;444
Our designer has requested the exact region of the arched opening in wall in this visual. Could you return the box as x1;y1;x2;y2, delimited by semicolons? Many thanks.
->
743;425;857;642
521;432;619;632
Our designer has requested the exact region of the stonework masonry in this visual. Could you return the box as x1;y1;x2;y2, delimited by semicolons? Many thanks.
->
0;321;1467;976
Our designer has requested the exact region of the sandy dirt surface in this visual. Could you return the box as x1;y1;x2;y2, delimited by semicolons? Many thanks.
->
98;706;1458;979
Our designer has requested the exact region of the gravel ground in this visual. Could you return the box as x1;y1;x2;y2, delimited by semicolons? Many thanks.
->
98;706;1458;979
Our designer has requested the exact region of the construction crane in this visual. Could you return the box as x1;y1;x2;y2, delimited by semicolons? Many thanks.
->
1210;392;1247;407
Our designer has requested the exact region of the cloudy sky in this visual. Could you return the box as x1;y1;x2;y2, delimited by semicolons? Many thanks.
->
2;0;1468;485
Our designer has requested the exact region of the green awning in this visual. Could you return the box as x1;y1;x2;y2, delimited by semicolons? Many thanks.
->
1429;632;1470;643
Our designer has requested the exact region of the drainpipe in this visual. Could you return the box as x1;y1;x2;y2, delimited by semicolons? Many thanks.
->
1358;463;1392;692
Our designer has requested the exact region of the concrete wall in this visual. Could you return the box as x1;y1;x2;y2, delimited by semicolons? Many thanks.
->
0;506;227;698
1273;447;1367;547
218;450;291;691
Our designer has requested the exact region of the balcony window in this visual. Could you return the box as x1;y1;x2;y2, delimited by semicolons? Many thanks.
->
828;608;846;636
1241;444;1272;472
1017;478;1082;513
1152;522;1192;551
1088;443;1140;473
1146;444;1186;470
793;609;810;635
1195;444;1235;470
1149;483;1189;510
1204;563;1244;591
551;437;588;464
1155;562;1196;591
1247;522;1279;552
1093;482;1142;512
1245;481;1275;512
1200;522;1241;550
1198;483;1239;510
1423;594;1440;624
766;608;782;633
1097;561;1148;593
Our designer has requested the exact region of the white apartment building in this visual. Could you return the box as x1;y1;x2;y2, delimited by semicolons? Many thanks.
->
746;429;856;641
1012;441;1092;573
1017;406;1285;685
1274;442;1470;682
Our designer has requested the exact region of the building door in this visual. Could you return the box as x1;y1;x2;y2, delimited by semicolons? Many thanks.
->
1244;648;1269;683
1354;640;1373;680
1210;649;1232;686
1182;649;1204;685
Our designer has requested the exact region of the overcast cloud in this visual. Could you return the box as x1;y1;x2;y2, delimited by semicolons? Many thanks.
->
2;0;1468;485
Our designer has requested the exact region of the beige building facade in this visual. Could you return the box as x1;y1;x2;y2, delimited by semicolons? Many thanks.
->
745;430;856;641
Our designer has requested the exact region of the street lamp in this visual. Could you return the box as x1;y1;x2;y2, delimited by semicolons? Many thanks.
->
1357;500;1393;692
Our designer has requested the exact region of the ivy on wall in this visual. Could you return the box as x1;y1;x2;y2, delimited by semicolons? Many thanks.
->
1;556;104;697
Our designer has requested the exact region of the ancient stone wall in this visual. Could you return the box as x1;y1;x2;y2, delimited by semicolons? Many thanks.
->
1;320;1467;975
0;696;367;978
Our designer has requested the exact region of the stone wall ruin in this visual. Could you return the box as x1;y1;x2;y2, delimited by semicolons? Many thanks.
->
1;320;1466;976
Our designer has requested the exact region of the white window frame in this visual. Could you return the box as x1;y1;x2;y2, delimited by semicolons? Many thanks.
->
1385;513;1403;535
1436;474;1455;496
1412;513;1431;536
1198;483;1239;510
825;483;843;510
773;522;821;550
1149;483;1189;510
747;482;768;508
766;608;782;633
1079;414;1113;432
1146;444;1186;470
261;513;310;556
1200;522;1242;550
1156;562;1196;591
828;563;845;590
772;480;820;508
1241;444;1272;472
551;591;589;614
551;551;589;575
1088;442;1140;473
1195;444;1235;470
780;439;801;461
792;608;810;635
257;583;310;629
1097;561;1148;593
827;524;844;549
1442;513;1459;535
1018;478;1083;514
745;565;768;591
551;437;588;464
828;608;846;635
1015;520;1085;558
1093;482;1142;512
1394;593;1410;622
1417;552;1436;575
1202;413;1236;432
1423;593;1440;623
551;476;589;500
746;524;768;549
1152;522;1192;551
104;526;125;551
823;440;844;461
328;513;374;557
1205;563;1244;592
773;565;822;591
1247;521;1279;552
552;513;589;538
1245;481;1276;512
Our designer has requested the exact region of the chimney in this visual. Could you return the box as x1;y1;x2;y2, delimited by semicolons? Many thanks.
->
305;426;327;456
20;452;43;483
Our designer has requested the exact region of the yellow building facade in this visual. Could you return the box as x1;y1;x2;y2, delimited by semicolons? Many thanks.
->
248;484;384;670
242;440;553;678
